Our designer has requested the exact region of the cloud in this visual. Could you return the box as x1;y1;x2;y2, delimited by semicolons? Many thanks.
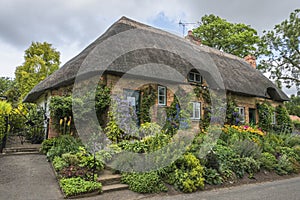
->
0;0;299;79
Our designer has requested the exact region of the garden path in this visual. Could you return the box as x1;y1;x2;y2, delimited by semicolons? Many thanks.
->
0;154;63;200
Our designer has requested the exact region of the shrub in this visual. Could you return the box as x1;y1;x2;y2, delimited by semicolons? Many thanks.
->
139;122;161;138
275;105;292;134
165;153;205;193
231;139;262;159
275;154;294;175
53;156;68;172
46;135;82;161
259;152;277;171
121;171;167;193
40;137;57;154
59;177;102;197
204;168;223;185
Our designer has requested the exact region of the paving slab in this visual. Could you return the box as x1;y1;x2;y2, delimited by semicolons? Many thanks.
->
0;154;63;200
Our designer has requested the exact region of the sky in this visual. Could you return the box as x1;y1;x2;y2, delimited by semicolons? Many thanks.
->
0;0;299;93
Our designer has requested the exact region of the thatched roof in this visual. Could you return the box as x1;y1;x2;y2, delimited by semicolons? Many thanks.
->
23;16;289;102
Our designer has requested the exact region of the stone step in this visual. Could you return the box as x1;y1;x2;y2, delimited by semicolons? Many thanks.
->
1;151;40;156
3;147;40;153
102;184;129;193
98;174;122;186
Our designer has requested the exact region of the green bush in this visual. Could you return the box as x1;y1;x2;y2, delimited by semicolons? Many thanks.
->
46;135;82;161
204;168;223;185
165;153;205;193
231;139;262;159
275;155;294;175
40;137;57;154
259;152;277;171
59;177;102;197
121;171;167;193
53;156;68;171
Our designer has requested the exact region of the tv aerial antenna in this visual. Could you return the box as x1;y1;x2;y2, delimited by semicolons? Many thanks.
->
178;20;199;36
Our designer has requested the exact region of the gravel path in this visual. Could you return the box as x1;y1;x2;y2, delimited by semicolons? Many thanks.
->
0;154;63;200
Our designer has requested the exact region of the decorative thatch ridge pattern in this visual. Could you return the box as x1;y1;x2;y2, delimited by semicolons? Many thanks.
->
23;16;289;103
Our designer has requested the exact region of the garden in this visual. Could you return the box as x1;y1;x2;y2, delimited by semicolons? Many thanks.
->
41;87;300;198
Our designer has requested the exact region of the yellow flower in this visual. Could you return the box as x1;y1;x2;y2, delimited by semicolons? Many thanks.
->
59;119;63;125
67;120;71;126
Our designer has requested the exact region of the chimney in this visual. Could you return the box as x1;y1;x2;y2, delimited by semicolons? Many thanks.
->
185;30;201;45
244;55;256;69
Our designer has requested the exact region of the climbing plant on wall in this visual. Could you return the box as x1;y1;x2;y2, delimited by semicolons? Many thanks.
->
257;102;273;131
140;86;156;124
275;105;292;133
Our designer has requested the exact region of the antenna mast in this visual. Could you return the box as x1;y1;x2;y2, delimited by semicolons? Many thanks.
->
178;20;198;36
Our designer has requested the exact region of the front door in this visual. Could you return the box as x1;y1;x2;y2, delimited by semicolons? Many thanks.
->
123;89;140;125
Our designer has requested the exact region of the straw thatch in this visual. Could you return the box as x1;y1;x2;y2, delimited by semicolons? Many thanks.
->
23;16;289;103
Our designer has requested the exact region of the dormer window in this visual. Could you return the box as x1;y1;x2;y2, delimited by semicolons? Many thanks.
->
188;70;202;84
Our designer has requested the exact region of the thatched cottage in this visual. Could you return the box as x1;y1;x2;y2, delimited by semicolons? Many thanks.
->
23;17;289;138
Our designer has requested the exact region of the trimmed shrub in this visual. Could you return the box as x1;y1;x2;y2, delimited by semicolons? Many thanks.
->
121;171;167;193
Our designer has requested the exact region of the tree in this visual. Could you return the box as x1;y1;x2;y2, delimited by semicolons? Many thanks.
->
15;42;60;99
285;95;300;117
192;14;260;58
0;77;14;96
258;9;300;90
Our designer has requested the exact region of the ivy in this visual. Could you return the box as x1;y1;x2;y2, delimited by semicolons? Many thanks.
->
275;105;292;133
225;96;238;125
140;86;156;124
49;84;111;133
257;102;273;131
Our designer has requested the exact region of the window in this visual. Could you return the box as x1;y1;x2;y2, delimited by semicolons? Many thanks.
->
237;107;245;123
190;102;201;120
158;86;166;106
188;71;202;83
271;112;276;125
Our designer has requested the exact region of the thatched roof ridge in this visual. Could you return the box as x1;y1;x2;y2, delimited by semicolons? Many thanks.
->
23;16;289;102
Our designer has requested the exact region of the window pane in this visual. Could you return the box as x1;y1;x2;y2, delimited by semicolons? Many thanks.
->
158;86;166;105
195;74;201;82
189;73;194;81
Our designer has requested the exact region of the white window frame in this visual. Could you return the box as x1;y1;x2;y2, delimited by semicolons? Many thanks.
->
190;102;201;120
271;112;276;125
158;86;166;106
237;107;245;123
188;71;202;83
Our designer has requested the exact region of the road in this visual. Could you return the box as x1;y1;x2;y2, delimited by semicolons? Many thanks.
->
142;176;300;200
0;154;63;200
0;153;299;200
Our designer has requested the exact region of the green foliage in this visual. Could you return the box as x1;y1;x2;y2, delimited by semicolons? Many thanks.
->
275;154;294;175
121;171;167;193
225;96;238;125
275;105;293;133
0;77;14;96
139;122;161;138
204;168;223;185
15;42;60;99
165;153;205;193
285;95;300;117
193;14;260;58
259;152;277;171
118;132;170;153
59;177;102;197
53;156;68;171
231;139;262;159
49;95;73;131
140;86;156;124
257;102;273;131
105;110;124;143
46;135;82;161
40;137;57;154
257;9;300;90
